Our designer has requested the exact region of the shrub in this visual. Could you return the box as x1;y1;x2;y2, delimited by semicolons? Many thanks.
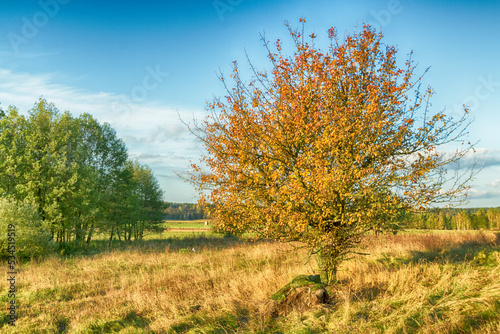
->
0;197;55;260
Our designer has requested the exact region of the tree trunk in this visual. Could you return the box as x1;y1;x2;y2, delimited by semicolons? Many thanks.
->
317;249;338;285
109;226;114;248
86;224;94;246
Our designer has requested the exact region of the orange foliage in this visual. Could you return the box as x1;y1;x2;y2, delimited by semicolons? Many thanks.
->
190;22;474;283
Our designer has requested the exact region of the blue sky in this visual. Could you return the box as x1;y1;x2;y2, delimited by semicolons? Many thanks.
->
0;0;499;206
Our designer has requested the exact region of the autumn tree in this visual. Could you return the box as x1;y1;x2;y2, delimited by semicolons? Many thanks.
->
190;21;474;285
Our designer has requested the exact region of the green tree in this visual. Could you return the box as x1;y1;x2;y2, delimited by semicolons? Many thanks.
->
471;209;489;230
444;213;452;230
435;213;446;230
486;209;500;229
0;100;79;241
129;160;165;240
190;22;474;285
70;113;129;245
0;197;54;260
451;210;471;230
0;99;134;248
104;164;139;245
0;106;25;197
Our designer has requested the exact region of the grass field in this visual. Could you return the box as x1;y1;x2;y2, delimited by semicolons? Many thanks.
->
162;220;210;230
1;229;499;333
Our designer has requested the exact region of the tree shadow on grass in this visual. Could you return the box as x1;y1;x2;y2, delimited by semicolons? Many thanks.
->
171;303;298;334
54;233;275;259
407;236;500;265
346;233;500;304
374;232;500;268
87;311;151;333
170;311;244;334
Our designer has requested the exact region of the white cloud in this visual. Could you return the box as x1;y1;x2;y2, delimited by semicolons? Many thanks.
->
467;148;500;168
441;147;500;172
467;188;500;200
0;67;206;202
488;179;500;188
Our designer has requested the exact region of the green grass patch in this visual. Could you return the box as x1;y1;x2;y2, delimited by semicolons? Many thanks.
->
163;220;209;229
84;311;151;333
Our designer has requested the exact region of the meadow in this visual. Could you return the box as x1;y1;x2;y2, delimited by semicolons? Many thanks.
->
1;223;499;333
162;220;211;231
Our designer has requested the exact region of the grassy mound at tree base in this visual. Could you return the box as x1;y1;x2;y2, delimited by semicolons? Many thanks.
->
263;274;330;318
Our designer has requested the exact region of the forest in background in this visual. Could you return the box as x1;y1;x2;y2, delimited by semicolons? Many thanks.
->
163;202;209;220
166;202;500;231
400;207;500;230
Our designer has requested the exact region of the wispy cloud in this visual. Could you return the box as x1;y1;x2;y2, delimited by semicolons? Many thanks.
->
469;148;500;168
0;67;204;142
467;188;500;200
489;180;500;188
0;50;61;59
444;148;500;171
0;68;205;201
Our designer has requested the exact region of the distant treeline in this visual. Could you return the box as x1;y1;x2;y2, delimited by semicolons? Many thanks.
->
164;202;209;220
398;207;500;230
163;203;500;231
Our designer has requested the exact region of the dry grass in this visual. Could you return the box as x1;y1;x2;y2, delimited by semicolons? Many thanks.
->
1;231;499;333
